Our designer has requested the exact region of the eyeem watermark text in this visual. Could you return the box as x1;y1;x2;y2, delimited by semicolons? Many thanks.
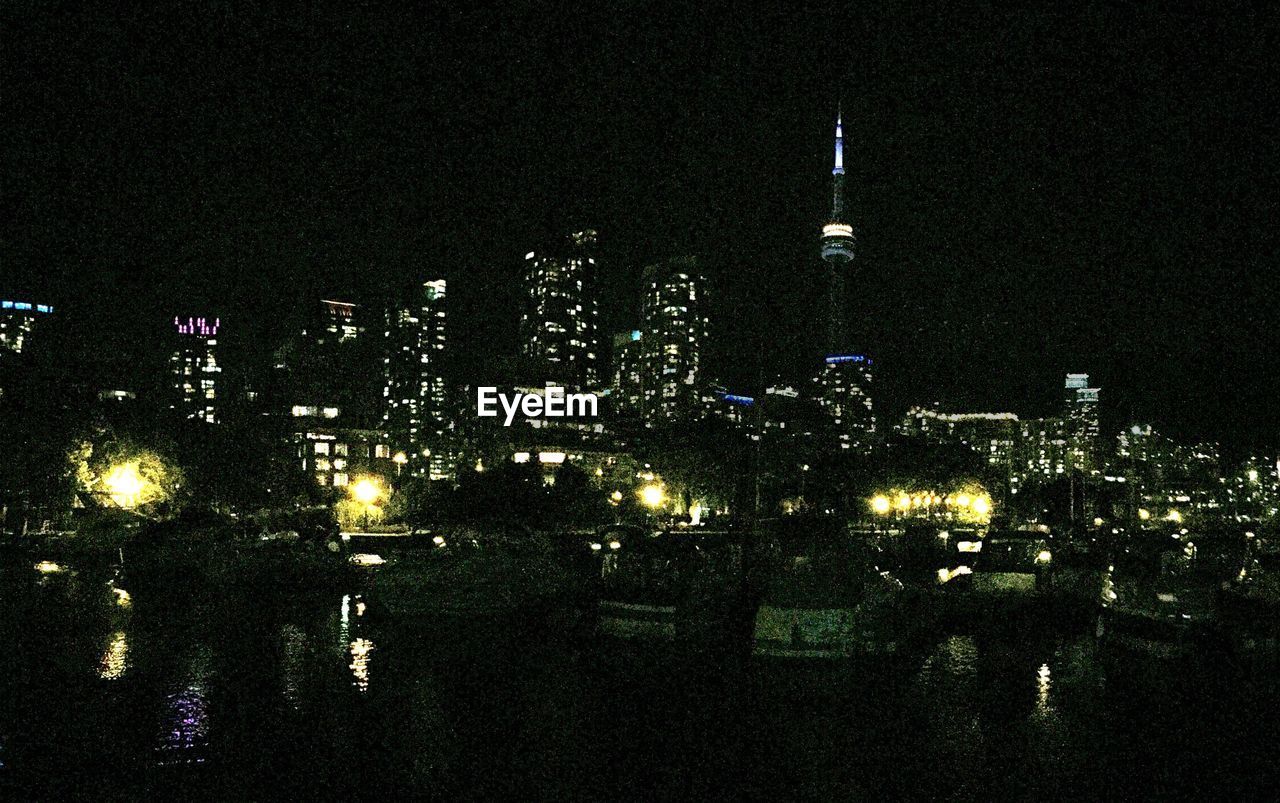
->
476;385;599;426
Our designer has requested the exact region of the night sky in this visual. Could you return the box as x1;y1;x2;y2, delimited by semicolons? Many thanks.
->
3;5;1277;452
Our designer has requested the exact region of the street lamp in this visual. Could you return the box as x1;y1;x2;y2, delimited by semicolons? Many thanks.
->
349;477;383;530
104;463;147;509
351;477;381;505
639;484;666;509
392;451;408;476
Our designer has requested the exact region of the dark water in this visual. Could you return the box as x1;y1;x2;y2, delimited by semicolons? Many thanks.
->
2;560;1277;801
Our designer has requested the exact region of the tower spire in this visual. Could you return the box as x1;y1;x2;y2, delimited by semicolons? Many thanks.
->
833;105;844;176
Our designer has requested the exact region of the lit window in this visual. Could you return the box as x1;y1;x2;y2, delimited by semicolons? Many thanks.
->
315;442;330;455
333;473;348;487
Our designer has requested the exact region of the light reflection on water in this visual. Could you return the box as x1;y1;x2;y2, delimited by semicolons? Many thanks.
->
349;638;375;693
339;594;350;645
1035;662;1053;713
279;624;306;709
156;647;213;766
97;631;129;680
911;635;982;763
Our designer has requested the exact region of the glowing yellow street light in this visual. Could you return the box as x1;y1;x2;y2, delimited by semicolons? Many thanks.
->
351;478;382;505
609;490;623;504
639;484;666;509
871;495;891;515
971;496;991;516
896;493;911;511
956;493;972;509
104;463;147;509
1138;508;1151;521
1166;510;1182;523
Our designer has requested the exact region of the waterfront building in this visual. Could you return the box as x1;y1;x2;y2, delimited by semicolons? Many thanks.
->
382;278;452;478
638;257;709;427
812;354;876;451
1063;373;1101;473
169;315;221;424
0;299;54;355
610;330;643;421
520;229;601;390
308;299;363;345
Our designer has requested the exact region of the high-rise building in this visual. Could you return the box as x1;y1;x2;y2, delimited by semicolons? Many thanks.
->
382;279;452;478
520;229;601;389
310;299;363;345
0;299;54;355
812;354;875;450
1115;424;1225;515
638;257;709;426
610;330;643;419
170;316;221;424
705;386;756;433
1063;373;1101;472
1016;417;1069;485
898;406;1020;466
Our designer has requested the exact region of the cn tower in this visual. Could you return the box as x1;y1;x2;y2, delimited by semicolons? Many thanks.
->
820;109;855;353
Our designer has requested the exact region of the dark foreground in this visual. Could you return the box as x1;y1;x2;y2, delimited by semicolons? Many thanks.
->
2;557;1277;801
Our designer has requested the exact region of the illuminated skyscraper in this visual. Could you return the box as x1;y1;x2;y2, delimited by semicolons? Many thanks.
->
520;229;601;389
813;354;875;450
0;299;54;355
170;316;221;424
610;330;643;419
638;257;709;426
309;299;363;344
1063;373;1101;472
383;279;452;478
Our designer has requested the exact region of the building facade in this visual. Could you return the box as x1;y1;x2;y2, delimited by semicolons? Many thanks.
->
310;299;363;345
638;257;709;427
610;330;643;420
898;406;1020;470
0;299;54;355
382;278;452;478
1063;373;1101;473
813;355;876;451
520;229;601;389
170;316;221;424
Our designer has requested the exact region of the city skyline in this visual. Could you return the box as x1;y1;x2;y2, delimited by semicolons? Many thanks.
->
3;6;1277;450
